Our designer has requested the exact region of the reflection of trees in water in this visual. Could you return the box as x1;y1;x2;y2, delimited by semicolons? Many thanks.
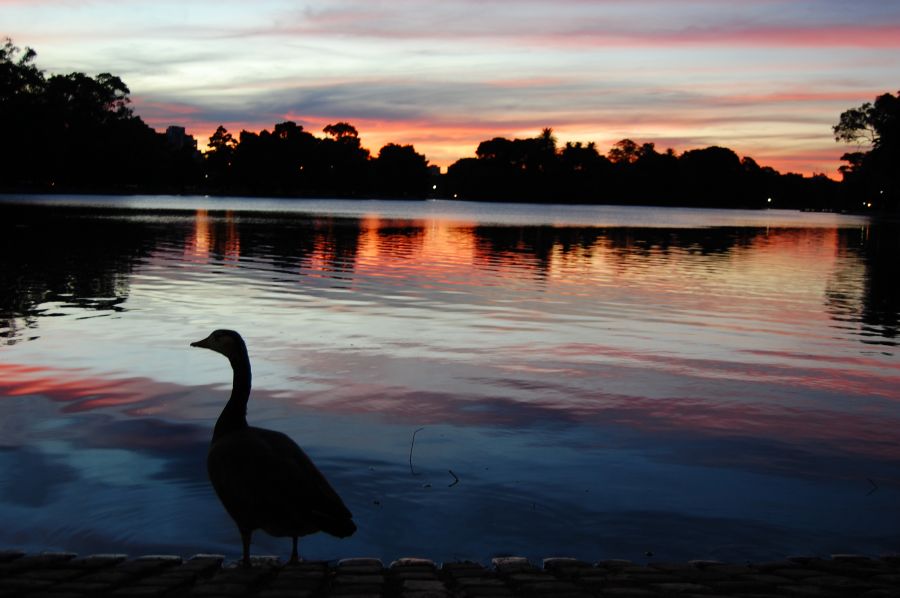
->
610;228;758;256
196;214;363;276
473;224;898;347
6;203;897;349
0;205;155;344
862;224;900;341
827;223;900;346
0;206;365;343
471;226;577;276
369;221;427;259
470;225;761;276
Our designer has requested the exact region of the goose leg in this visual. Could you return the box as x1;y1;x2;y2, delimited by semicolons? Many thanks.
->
290;536;299;563
240;530;252;567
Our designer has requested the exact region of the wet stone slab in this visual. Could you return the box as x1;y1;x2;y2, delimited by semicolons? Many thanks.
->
1;551;900;597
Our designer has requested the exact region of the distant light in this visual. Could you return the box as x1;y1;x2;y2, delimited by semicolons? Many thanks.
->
432;184;437;190
880;190;884;194
767;197;772;203
453;194;458;199
867;202;873;208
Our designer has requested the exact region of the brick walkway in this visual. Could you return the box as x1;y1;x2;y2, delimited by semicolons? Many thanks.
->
2;550;900;597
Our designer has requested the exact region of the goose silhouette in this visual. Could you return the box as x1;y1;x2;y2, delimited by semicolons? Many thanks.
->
191;329;356;565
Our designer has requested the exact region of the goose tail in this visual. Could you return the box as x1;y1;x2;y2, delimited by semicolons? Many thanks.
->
325;517;357;538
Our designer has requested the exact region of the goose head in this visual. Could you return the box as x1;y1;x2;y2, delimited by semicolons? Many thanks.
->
191;329;247;362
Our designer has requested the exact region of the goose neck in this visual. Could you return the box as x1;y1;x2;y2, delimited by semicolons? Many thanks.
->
213;353;252;440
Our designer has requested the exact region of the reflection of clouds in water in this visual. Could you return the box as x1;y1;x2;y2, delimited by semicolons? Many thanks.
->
0;447;77;507
80;418;209;486
2;386;900;562
0;413;227;556
4;354;900;473
59;445;164;487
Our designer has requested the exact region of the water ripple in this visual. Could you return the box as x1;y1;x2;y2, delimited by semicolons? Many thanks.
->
1;198;898;563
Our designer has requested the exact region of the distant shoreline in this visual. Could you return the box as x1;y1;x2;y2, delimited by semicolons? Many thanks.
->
1;192;882;224
0;189;880;215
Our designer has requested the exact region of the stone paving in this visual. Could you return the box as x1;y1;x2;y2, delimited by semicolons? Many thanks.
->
2;550;900;597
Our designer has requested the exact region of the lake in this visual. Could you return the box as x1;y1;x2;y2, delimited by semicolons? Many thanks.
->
1;195;898;564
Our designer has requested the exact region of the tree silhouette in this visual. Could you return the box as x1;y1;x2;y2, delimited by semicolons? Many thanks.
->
0;38;41;100
323;122;360;143
1;38;199;193
319;123;370;195
835;91;899;212
559;141;612;202
373;143;430;197
0;38;45;187
678;146;745;206
204;126;236;190
835;104;878;145
607;139;640;165
209;125;236;153
633;143;679;205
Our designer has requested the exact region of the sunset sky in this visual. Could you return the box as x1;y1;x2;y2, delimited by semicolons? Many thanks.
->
3;0;899;175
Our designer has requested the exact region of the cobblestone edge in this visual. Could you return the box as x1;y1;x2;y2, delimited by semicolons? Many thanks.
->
2;550;900;597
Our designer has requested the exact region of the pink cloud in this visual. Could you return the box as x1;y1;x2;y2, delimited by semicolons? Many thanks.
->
547;24;900;49
245;13;900;50
712;90;886;106
131;97;203;118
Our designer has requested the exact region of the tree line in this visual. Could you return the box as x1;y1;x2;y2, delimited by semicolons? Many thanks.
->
0;39;431;197
446;131;841;209
203;121;431;197
1;38;896;210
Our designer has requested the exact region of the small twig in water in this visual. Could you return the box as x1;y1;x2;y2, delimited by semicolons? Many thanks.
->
409;427;425;476
867;478;879;496
448;469;459;487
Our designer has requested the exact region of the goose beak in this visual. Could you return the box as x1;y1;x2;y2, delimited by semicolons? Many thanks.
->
191;336;213;349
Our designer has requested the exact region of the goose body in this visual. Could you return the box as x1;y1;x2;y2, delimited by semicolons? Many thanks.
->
192;329;356;565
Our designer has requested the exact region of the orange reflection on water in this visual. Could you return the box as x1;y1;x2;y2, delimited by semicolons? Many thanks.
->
421;217;476;268
355;215;478;286
356;214;382;262
185;209;241;264
0;362;180;414
305;218;350;275
223;210;240;262
172;211;877;353
187;209;211;260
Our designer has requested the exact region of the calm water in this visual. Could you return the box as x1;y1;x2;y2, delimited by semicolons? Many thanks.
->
1;195;898;564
